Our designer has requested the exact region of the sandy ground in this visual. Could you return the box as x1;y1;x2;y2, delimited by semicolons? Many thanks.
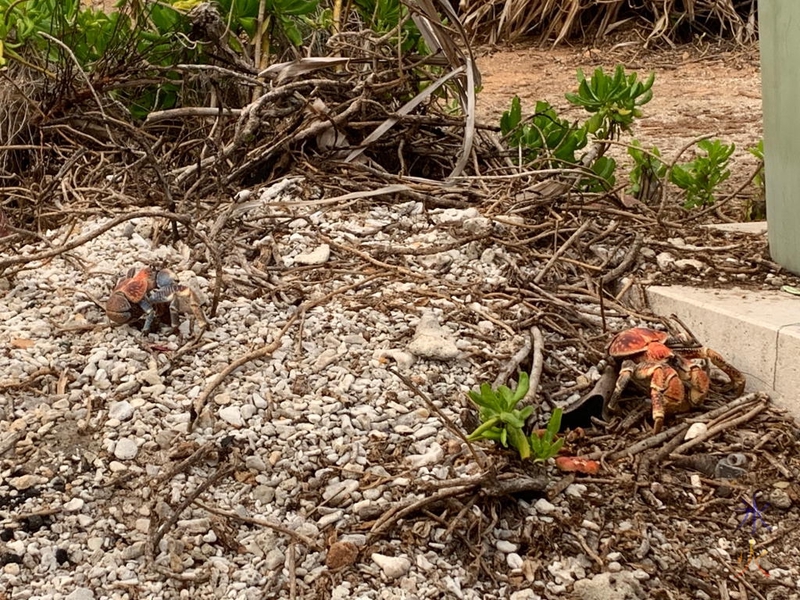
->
474;43;763;192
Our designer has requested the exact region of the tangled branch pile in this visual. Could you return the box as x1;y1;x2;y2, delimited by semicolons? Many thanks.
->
459;0;758;46
0;0;488;236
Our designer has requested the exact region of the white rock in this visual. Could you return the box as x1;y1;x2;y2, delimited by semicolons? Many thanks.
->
374;349;416;369
534;498;556;515
510;591;538;600
322;480;360;506
219;406;243;428
507;552;524;569
684;422;707;440
245;455;267;471
407;312;459;360
371;553;411;579
9;474;46;490
295;244;331;265
63;498;84;512
656;251;675;270
406;442;444;469
66;588;95;600
87;537;104;551
265;549;285;570
675;258;705;271
114;438;139;460
108;400;134;421
137;369;162;386
496;540;518;553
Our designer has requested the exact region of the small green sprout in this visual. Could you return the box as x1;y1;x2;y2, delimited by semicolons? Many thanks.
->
530;408;564;462
466;373;533;460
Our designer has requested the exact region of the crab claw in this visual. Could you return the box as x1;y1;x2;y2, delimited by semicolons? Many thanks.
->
681;347;746;396
106;292;134;324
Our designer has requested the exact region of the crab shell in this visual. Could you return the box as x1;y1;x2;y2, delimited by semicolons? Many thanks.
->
106;268;175;326
608;327;674;362
106;268;155;324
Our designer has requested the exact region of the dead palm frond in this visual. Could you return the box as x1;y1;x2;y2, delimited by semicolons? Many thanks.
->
460;0;757;46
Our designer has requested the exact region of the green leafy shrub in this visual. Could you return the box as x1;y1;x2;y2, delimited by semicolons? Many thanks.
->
565;65;654;139
628;140;667;202
466;373;533;460
500;97;588;165
530;408;564;462
670;139;735;208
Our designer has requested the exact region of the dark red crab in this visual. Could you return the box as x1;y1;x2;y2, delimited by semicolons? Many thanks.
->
105;267;206;333
606;327;745;433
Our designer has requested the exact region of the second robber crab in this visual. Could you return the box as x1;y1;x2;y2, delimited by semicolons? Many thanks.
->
105;266;207;334
605;321;746;433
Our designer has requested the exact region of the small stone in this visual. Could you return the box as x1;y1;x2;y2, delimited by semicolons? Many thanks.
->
253;485;275;504
66;588;94;600
534;498;556;515
108;400;134;421
63;498;85;512
245;455;267;471
265;549;285;570
406;442;444;469
322;480;360;507
407;311;459;360
3;563;20;575
574;572;646;600
137;369;162;386
135;518;151;533
326;541;359;570
684;422;707;440
607;561;622;573
675;258;705;271
114;438;139;460
510;591;538;600
372;553;411;579
8;474;46;490
769;488;792;509
87;537;104;551
496;540;518;553
295;244;331;265
374;349;416;369
566;484;587;498
656;251;675;270
507;553;524;569
77;515;93;527
122;541;146;560
219;406;243;427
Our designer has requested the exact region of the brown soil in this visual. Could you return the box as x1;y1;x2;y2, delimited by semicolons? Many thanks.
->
474;42;763;197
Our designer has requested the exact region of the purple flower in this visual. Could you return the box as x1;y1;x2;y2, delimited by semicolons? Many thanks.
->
736;493;772;534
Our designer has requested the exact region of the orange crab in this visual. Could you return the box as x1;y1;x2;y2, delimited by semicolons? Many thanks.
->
106;267;206;333
606;327;745;433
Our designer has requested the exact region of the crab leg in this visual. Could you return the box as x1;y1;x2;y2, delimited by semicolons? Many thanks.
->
680;348;746;396
646;364;686;434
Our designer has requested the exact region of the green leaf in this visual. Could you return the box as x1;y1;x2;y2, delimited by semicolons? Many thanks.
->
508;426;531;460
499;411;525;429
545;408;563;442
518;405;534;421
467;416;501;441
511;372;530;403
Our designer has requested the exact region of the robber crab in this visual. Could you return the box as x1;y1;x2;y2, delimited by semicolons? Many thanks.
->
106;267;207;333
606;326;745;433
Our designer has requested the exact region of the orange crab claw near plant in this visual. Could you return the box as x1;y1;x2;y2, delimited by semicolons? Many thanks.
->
555;456;600;475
